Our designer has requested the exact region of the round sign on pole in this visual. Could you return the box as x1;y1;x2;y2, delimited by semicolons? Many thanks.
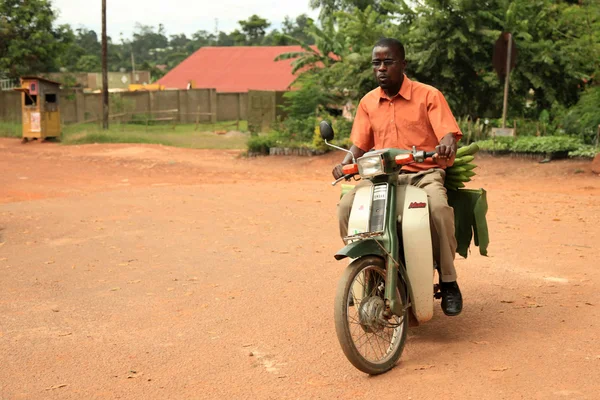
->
493;32;517;78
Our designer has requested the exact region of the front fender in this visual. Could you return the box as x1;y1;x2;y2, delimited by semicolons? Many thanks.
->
334;238;387;261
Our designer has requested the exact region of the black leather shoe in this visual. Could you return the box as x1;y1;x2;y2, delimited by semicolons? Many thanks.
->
441;281;463;316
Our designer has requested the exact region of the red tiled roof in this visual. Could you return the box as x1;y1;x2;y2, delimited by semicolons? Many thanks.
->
158;46;308;92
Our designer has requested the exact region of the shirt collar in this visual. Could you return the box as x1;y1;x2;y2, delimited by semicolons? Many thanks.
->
378;74;412;101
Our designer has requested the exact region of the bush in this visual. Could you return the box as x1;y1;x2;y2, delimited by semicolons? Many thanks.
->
476;136;584;154
476;138;513;152
561;86;600;144
278;115;317;143
511;136;582;153
568;145;600;159
247;133;278;155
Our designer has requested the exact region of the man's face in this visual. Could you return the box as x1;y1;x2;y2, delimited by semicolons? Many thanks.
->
372;45;406;93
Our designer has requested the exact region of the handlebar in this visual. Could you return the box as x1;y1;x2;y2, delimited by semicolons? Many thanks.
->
331;150;438;186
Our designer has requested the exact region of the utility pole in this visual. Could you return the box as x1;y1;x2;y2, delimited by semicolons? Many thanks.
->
102;0;109;130
131;52;136;83
501;33;512;129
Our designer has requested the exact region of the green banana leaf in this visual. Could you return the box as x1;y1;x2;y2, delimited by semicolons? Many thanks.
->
447;188;489;258
340;184;355;199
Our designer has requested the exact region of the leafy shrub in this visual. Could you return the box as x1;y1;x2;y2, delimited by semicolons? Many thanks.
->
278;115;317;143
561;86;600;144
247;133;278;154
511;136;582;153
477;136;584;154
476;138;513;152
568;145;600;159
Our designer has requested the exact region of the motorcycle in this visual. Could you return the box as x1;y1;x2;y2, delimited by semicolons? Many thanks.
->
321;121;443;375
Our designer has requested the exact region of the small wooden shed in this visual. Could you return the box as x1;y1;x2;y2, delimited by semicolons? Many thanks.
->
14;76;62;141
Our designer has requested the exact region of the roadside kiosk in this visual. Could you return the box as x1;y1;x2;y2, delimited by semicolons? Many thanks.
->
14;76;62;142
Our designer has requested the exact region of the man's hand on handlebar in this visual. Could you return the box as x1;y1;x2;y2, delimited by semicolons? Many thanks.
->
332;164;346;180
433;133;458;168
332;145;367;180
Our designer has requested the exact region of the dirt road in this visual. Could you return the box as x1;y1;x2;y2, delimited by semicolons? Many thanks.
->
1;138;599;399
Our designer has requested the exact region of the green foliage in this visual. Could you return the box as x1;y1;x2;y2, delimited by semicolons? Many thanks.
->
311;116;354;151
283;0;600;144
282;74;333;118
76;55;101;72
568;145;600;159
53;123;248;149
0;121;21;137
476;138;513;152
273;73;335;143
247;132;284;154
277;116;318;143
561;86;600;144
238;15;270;45
477;136;584;154
0;0;67;78
109;95;135;115
310;0;390;19
65;132;163;145
457;117;492;144
511;136;582;153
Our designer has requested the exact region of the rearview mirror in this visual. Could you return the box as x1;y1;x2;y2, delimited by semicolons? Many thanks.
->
319;121;335;141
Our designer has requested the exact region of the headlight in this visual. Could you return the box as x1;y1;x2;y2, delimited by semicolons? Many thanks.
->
358;155;384;178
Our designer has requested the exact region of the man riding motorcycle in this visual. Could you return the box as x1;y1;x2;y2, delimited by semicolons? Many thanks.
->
333;38;463;316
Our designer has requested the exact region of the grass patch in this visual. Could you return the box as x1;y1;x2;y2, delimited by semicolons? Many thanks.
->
0;121;21;138
0;121;250;150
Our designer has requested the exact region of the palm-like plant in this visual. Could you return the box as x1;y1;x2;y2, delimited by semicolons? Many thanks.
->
274;18;343;75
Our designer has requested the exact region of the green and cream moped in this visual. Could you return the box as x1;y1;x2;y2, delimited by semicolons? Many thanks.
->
321;121;443;375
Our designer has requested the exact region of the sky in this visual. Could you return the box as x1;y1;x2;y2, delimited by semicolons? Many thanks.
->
52;0;320;40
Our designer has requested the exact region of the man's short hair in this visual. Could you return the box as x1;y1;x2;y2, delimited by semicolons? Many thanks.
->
374;38;406;60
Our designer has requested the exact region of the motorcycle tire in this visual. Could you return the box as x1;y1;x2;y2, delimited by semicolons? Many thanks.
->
334;256;409;375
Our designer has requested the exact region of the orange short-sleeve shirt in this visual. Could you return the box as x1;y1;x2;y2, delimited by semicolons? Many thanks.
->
350;75;462;172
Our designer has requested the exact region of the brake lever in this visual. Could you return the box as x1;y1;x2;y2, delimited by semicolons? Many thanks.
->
331;174;354;186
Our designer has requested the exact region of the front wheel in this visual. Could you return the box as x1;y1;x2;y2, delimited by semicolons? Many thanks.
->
334;256;408;375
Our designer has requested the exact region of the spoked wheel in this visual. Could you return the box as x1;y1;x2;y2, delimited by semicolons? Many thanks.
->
334;256;408;375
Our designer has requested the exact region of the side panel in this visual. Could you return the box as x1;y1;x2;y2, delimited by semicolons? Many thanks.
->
402;186;434;323
347;184;373;237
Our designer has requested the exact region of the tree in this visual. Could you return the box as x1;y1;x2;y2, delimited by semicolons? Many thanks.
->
282;14;316;44
309;0;388;19
131;23;169;62
169;33;190;50
76;28;102;55
0;0;68;78
394;0;507;117
238;15;270;45
230;29;247;46
276;6;391;101
385;0;600;119
188;30;216;51
54;24;82;71
216;31;235;46
76;55;101;72
275;17;344;74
